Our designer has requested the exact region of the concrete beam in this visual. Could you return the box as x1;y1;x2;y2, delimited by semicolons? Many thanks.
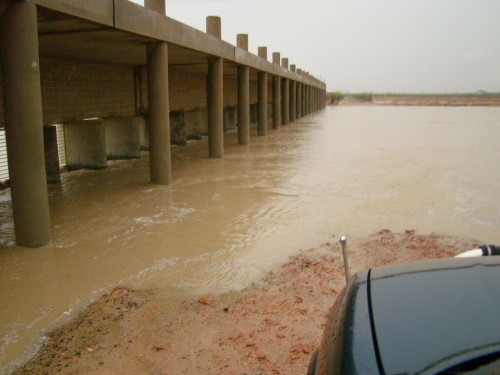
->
144;0;165;15
0;1;51;247
35;0;114;27
114;0;234;61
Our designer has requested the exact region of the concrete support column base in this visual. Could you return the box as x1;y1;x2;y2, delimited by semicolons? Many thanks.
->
185;109;207;140
170;111;187;146
105;116;142;159
65;119;107;170
224;107;238;132
43;126;61;183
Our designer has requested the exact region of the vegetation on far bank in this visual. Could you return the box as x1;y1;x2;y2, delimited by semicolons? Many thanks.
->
327;91;500;106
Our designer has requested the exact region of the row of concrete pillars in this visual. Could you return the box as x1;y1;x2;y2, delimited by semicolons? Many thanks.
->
0;2;326;248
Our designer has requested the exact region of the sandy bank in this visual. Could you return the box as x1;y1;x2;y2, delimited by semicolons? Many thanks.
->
16;230;478;375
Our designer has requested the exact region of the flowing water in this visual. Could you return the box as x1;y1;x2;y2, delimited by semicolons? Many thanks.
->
1;106;499;371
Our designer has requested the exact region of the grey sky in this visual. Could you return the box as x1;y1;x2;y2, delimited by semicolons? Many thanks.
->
130;0;500;93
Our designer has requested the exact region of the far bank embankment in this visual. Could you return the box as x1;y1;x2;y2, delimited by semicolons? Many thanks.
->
335;94;500;106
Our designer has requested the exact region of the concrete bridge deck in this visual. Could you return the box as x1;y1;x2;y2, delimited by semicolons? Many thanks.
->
0;0;326;248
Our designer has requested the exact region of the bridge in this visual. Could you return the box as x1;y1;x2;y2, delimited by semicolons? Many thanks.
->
0;0;326;248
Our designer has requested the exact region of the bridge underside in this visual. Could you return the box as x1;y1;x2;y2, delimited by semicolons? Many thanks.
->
0;0;326;248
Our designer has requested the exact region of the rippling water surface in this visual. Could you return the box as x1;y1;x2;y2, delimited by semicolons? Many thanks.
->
1;106;499;370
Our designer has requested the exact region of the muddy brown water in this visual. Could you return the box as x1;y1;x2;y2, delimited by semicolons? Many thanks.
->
1;106;500;371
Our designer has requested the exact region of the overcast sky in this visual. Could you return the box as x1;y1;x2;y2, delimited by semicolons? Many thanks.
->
130;0;499;93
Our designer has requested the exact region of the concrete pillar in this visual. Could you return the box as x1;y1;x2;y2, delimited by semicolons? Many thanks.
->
282;78;289;125
105;117;142;159
272;52;281;129
296;83;302;119
257;47;268;136
308;86;310;114
206;16;222;39
302;84;307;116
147;42;171;184
43;126;61;184
308;86;312;114
236;33;248;51
258;72;268;136
207;57;224;156
237;34;250;145
290;80;296;122
281;58;289;70
206;17;224;157
311;87;314;112
237;66;250;144
311;86;314;113
65;119;107;170
272;52;280;66
0;2;51;247
272;76;281;129
144;0;165;14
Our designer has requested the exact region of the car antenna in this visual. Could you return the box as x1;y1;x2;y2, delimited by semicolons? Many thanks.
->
339;236;350;284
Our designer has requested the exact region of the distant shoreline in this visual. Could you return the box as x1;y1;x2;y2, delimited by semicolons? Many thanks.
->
333;94;500;107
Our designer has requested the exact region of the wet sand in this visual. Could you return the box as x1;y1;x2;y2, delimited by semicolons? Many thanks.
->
16;230;478;375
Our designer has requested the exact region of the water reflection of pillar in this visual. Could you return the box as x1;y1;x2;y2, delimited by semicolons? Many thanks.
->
207;16;224;158
237;34;250;145
0;2;51;247
147;42;171;184
257;47;268;136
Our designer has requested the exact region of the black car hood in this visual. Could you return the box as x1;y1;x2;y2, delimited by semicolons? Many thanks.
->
369;256;500;374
